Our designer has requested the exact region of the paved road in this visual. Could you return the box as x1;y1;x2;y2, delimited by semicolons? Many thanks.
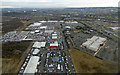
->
60;25;76;73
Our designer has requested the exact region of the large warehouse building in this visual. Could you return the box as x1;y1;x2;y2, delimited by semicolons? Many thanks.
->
23;56;39;74
82;36;107;52
50;41;58;48
32;42;46;49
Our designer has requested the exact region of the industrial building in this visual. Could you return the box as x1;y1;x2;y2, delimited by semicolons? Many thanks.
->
52;33;58;40
29;22;42;27
33;42;46;49
82;36;107;52
65;21;78;24
45;30;54;34
50;41;58;48
48;21;58;23
33;49;40;55
65;26;71;29
23;56;39;74
39;21;47;23
40;26;47;29
35;30;40;33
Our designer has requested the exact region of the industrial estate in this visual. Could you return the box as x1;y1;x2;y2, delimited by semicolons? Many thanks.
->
1;7;119;74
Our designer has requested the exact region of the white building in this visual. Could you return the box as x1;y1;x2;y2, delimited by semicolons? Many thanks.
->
33;49;40;55
40;26;47;29
23;56;39;74
35;30;40;33
39;21;47;23
65;21;78;24
29;22;42;27
50;41;58;48
65;26;71;29
57;64;60;70
48;20;58;23
45;30;54;34
32;42;46;48
82;36;107;52
52;33;57;40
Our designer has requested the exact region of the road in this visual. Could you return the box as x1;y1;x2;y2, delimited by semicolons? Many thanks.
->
60;25;76;73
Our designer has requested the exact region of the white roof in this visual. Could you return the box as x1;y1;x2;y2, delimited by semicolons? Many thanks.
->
33;42;46;48
88;42;101;51
82;40;93;47
40;26;47;29
52;34;57;36
82;36;107;52
35;30;40;33
33;49;40;55
45;30;54;33
97;37;106;42
30;31;35;34
65;26;71;29
88;36;98;41
29;22;42;27
22;39;33;41
108;27;120;30
59;21;64;22
39;21;47;23
48;21;58;22
65;21;78;24
50;41;58;46
24;56;39;74
52;36;57;39
40;42;46;47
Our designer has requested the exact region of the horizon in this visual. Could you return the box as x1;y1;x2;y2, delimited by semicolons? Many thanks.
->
1;0;119;8
1;6;118;9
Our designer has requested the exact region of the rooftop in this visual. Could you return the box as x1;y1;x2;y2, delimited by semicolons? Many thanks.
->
24;56;39;74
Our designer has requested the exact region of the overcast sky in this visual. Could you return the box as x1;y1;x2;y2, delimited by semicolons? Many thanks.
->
1;0;120;8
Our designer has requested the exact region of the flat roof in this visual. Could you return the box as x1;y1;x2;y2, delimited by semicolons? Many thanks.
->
50;41;58;46
33;42;46;48
24;56;39;74
65;21;78;24
82;36;107;52
65;26;71;29
52;36;57;39
52;34;57;36
40;26;47;29
48;21;58;22
45;30;54;33
33;49;40;55
88;36;98;41
39;21;47;23
29;22;42;27
82;40;93;47
30;31;35;34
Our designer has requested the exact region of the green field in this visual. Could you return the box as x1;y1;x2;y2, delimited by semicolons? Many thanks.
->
2;41;32;73
69;49;118;73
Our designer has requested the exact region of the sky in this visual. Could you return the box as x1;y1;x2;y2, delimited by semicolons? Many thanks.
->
1;0;120;8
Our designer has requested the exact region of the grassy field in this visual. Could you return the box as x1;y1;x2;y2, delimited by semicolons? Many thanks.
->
69;49;118;73
16;20;34;31
2;41;32;73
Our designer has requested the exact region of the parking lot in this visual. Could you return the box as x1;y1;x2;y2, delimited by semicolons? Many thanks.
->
18;21;76;74
70;25;118;62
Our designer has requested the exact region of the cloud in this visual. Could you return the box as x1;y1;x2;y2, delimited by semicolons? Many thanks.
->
0;6;14;8
1;0;119;8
